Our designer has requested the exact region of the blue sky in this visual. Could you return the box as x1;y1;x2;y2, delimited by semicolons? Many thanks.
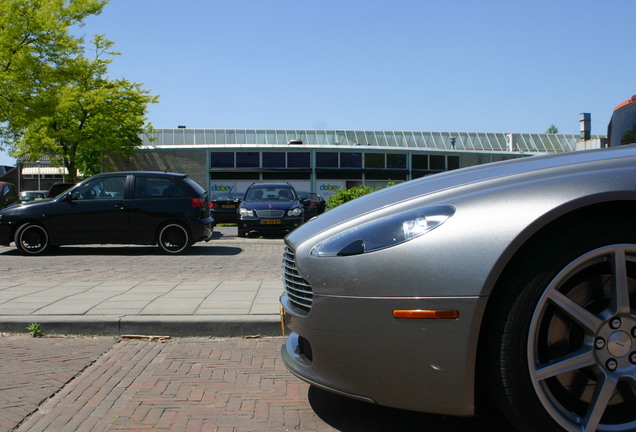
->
2;0;634;166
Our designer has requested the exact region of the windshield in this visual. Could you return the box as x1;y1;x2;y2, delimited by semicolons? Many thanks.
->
212;193;242;201
608;96;636;146
245;186;296;201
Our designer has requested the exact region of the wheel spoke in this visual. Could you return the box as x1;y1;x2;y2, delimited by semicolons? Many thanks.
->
546;288;602;333
581;373;618;432
610;248;632;315
533;346;595;381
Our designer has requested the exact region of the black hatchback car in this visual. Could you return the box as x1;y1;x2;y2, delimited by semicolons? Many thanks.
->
0;172;214;255
237;183;303;237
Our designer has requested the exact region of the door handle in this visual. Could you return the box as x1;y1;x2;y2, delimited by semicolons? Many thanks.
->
115;204;125;210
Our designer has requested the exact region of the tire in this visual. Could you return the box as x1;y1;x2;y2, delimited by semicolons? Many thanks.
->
14;223;49;255
157;223;190;254
486;215;636;432
237;227;247;238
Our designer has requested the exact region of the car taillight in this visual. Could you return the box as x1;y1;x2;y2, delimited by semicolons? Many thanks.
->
210;202;219;208
191;198;206;208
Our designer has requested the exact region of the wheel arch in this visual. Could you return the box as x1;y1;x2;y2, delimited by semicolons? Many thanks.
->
472;195;636;412
10;219;52;244
154;219;193;241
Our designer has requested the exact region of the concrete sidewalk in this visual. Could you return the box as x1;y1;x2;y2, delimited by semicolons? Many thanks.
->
0;227;286;337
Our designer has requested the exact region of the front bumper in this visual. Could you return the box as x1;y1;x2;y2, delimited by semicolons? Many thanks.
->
280;292;486;417
239;217;303;233
0;222;13;245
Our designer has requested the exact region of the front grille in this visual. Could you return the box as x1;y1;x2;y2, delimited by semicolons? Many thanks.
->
256;209;285;218
282;246;313;313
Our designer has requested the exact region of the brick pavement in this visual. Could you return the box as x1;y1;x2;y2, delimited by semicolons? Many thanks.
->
0;334;114;432
3;335;514;432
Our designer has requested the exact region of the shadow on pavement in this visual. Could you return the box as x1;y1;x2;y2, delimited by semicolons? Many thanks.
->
307;386;515;431
0;244;243;256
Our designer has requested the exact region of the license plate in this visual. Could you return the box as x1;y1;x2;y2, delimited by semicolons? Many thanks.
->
222;205;236;208
261;219;281;225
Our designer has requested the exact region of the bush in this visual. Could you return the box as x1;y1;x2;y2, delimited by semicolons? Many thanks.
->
327;182;395;210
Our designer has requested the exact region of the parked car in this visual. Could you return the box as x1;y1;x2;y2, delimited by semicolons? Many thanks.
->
280;98;636;432
0;181;18;209
209;192;243;224
18;190;47;202
237;183;303;237
297;191;327;220
0;172;214;255
46;182;75;198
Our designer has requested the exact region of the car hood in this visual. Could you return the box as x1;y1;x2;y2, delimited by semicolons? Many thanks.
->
287;145;636;244
0;198;54;214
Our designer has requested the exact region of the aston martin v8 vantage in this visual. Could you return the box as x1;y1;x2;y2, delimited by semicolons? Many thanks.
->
280;97;636;432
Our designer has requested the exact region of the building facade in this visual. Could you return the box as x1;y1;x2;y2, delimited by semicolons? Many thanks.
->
6;128;601;197
108;128;598;199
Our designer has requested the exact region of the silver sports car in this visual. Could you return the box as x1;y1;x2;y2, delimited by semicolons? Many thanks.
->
280;98;636;432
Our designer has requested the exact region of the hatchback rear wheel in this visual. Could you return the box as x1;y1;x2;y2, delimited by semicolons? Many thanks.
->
157;223;190;254
14;223;49;255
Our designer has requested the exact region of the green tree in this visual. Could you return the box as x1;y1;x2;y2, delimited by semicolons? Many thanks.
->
0;0;107;132
546;124;559;134
14;35;158;181
0;0;157;182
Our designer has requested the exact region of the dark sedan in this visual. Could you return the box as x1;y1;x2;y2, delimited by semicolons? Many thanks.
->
237;183;303;237
0;172;214;255
297;191;327;220
209;192;243;224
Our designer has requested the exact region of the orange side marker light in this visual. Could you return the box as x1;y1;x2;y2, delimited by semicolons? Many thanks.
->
393;309;460;319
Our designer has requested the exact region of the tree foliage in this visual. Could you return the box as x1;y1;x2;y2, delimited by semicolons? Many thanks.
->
546;124;559;134
15;35;158;181
0;0;158;182
0;0;107;128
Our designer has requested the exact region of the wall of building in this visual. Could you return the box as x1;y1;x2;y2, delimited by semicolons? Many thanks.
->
108;148;208;189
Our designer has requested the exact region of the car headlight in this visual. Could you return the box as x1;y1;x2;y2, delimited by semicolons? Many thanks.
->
311;205;455;257
239;208;254;217
287;207;303;217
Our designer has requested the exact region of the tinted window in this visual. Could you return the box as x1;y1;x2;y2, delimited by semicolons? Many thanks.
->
236;152;259;168
447;156;460;170
210;152;234;168
263;152;286;168
430;155;445;170
134;177;186;198
340;153;362;168
183;178;205;196
316;152;338;168
287;152;310;168
365;153;384;168
74;176;126;200
245;186;295;201
412;155;428;170
387;153;407;169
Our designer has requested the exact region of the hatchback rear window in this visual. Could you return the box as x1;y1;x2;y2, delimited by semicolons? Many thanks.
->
183;178;206;196
135;177;187;198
